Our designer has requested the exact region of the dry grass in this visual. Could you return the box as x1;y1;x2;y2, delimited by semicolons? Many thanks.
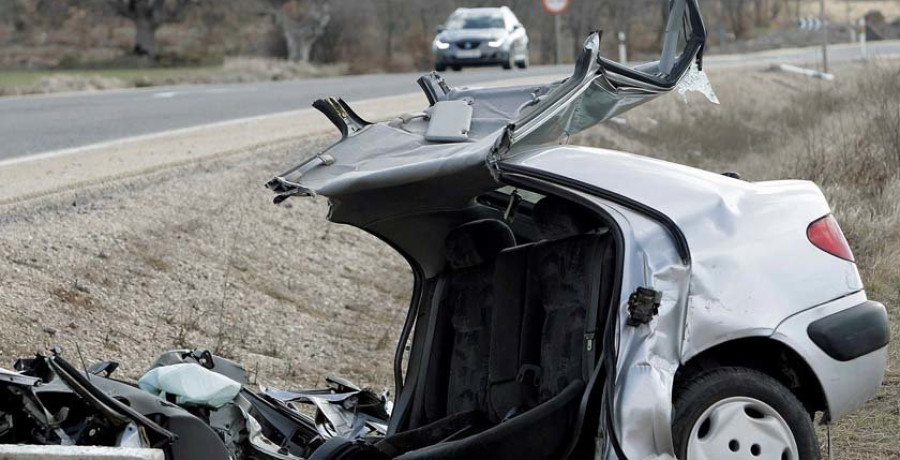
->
574;58;900;458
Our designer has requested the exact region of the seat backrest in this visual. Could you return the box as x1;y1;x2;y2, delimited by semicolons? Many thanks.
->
519;197;611;403
525;234;608;402
487;243;533;421
438;219;516;418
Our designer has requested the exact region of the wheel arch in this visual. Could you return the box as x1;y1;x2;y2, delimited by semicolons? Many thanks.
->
674;337;829;417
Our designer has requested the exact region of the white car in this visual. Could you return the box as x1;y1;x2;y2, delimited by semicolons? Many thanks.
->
432;7;529;71
268;1;889;458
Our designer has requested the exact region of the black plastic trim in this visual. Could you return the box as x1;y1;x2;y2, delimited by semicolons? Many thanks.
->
352;226;425;435
807;301;890;362
49;356;178;447
417;75;440;106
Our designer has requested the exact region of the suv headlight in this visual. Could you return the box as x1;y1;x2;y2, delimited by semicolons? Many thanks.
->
488;39;505;48
434;38;450;50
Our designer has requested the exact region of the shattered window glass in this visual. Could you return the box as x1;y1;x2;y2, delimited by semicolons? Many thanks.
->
677;63;721;105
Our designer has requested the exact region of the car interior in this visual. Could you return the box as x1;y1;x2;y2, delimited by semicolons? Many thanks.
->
357;190;619;459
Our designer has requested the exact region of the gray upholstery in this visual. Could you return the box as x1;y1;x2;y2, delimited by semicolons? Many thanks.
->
487;244;532;422
520;197;609;403
525;236;601;401
444;219;516;270
532;196;602;240
395;380;585;460
380;201;613;459
442;220;516;416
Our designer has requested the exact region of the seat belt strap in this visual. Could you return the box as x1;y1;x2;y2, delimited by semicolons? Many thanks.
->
583;232;608;377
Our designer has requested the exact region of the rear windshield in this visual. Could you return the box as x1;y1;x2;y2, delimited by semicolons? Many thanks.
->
477;187;544;213
446;12;505;30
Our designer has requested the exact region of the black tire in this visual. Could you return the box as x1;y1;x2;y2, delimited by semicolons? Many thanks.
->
673;367;819;460
516;47;529;69
451;65;462;71
435;63;447;72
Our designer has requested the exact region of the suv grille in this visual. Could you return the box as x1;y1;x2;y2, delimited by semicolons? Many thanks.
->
456;40;482;50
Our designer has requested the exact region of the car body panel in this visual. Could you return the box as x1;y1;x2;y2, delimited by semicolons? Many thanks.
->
589;199;690;459
501;146;865;361
771;291;888;421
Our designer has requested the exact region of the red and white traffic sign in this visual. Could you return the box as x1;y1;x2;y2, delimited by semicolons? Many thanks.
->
542;0;570;15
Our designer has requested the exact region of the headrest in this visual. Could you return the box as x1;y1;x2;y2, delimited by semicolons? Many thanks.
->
444;219;516;270
533;197;601;240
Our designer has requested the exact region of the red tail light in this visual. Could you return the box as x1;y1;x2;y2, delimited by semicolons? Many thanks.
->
807;215;855;262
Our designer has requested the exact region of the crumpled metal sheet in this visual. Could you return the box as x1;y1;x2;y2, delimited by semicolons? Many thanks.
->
268;0;708;206
595;204;690;460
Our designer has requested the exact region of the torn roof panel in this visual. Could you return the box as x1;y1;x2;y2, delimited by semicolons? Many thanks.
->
266;0;706;210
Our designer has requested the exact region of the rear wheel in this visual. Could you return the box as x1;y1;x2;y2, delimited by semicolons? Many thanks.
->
673;367;819;460
451;65;462;71
435;63;447;72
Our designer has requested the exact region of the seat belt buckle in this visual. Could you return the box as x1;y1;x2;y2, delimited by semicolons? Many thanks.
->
516;364;541;388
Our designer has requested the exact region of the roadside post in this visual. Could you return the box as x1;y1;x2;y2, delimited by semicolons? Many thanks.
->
542;0;569;64
819;0;828;73
859;17;868;59
618;31;628;64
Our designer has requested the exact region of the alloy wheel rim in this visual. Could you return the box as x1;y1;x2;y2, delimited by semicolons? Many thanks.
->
687;396;798;460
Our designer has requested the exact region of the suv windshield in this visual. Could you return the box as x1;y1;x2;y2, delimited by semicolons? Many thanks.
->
445;12;504;30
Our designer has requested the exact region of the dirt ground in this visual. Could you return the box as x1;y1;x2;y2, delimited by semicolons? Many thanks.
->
0;136;412;393
0;59;898;457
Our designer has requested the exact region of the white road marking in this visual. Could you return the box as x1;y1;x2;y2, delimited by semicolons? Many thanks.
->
0;73;561;169
0;107;314;168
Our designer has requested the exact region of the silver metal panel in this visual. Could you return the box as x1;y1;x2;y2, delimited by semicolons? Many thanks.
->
771;291;888;421
502;145;864;358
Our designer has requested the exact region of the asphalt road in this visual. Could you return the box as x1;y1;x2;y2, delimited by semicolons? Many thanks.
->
1;40;898;162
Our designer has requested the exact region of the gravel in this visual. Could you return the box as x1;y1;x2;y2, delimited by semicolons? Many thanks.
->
0;136;411;392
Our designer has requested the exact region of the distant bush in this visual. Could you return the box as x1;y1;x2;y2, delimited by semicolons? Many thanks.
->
0;74;128;96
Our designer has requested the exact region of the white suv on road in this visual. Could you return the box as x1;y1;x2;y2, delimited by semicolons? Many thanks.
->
432;7;529;72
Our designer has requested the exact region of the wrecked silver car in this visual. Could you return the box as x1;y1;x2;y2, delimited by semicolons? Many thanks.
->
0;0;889;459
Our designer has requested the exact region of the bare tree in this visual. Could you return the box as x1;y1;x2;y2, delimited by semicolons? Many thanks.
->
721;0;750;39
565;0;607;58
107;0;196;57
259;0;331;62
376;0;401;61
